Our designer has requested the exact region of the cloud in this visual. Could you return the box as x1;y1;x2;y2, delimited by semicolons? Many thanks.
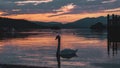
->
103;8;120;12
86;0;96;2
0;11;8;16
12;9;21;12
0;0;120;15
102;0;117;3
0;11;4;15
50;3;76;17
53;3;76;13
15;0;53;6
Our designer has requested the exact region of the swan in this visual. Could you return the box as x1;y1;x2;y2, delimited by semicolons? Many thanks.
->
55;34;78;59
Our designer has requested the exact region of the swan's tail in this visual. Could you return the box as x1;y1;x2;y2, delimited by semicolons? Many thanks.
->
75;49;78;52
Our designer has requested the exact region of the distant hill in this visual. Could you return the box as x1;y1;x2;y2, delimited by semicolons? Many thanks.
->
63;16;107;28
90;22;106;30
0;16;107;30
0;17;42;31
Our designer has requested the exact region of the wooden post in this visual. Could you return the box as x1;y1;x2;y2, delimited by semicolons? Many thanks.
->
107;14;120;56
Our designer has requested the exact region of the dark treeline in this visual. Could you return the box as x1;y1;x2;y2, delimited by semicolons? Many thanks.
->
0;17;42;31
0;17;63;32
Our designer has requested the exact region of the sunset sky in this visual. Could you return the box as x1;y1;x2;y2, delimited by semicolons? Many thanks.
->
0;0;120;23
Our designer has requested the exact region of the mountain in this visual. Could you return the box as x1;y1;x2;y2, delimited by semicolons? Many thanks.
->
0;16;107;30
63;16;107;28
90;22;106;30
0;17;43;31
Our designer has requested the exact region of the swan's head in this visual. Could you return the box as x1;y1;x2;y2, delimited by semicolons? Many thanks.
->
55;34;60;40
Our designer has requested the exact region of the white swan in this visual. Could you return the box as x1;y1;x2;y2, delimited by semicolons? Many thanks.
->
55;34;78;58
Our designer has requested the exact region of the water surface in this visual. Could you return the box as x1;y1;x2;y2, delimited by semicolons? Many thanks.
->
0;29;120;68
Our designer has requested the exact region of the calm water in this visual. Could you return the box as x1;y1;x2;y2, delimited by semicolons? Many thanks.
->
0;29;120;68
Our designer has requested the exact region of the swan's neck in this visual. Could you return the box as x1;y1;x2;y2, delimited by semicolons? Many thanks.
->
57;38;60;50
57;38;61;55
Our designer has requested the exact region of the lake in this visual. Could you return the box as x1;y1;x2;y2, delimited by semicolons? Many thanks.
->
0;29;120;68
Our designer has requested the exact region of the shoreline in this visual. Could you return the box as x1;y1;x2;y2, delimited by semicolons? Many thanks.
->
0;64;52;68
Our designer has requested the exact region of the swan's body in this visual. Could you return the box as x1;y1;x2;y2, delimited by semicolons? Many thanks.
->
60;49;78;58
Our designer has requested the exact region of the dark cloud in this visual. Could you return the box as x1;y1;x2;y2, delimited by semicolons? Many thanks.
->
0;0;120;16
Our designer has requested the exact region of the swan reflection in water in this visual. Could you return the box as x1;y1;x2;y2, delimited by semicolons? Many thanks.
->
55;34;78;68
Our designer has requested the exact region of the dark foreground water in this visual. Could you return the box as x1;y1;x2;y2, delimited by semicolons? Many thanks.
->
0;29;120;68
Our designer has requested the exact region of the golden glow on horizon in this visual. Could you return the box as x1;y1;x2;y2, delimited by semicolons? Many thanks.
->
0;11;120;23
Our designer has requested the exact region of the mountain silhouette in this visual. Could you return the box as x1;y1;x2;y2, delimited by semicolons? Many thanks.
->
90;22;106;30
0;17;41;31
63;16;107;28
0;16;107;30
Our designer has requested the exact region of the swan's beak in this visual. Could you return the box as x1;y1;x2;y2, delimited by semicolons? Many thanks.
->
55;35;60;40
55;37;57;40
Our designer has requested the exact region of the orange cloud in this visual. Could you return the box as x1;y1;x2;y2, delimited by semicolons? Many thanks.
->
1;10;120;23
0;11;6;16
